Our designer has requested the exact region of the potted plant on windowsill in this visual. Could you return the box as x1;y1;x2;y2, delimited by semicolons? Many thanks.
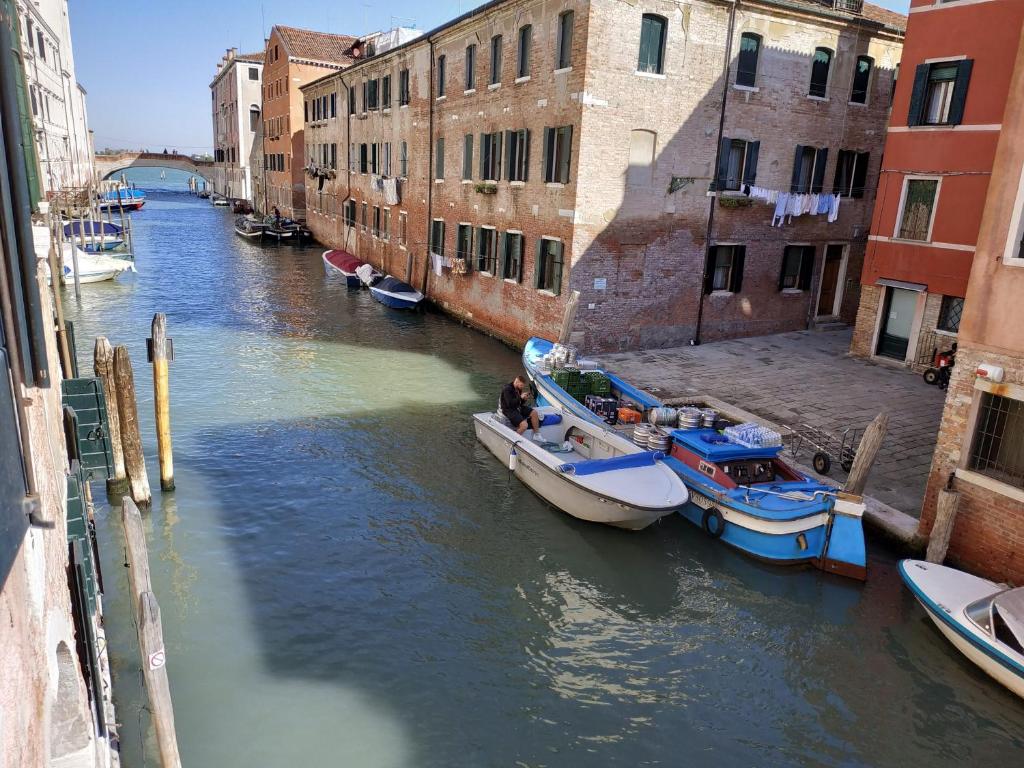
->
475;182;498;195
718;195;753;209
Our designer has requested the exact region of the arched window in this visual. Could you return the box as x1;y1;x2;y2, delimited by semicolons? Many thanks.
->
736;33;761;87
850;55;873;104
638;14;667;74
809;47;833;98
627;129;657;185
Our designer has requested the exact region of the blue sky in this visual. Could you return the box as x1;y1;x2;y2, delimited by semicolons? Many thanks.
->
69;0;910;154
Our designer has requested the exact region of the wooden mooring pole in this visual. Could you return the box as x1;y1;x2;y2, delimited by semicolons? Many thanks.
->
93;337;127;492
150;314;174;491
926;481;961;564
113;344;152;506
843;412;889;496
122;498;182;768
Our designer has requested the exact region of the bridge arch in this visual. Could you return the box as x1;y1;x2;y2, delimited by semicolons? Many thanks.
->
94;152;214;182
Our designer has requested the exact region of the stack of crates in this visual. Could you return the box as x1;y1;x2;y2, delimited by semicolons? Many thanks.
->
583;371;611;396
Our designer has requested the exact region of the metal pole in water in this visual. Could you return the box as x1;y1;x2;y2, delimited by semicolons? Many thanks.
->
149;313;175;491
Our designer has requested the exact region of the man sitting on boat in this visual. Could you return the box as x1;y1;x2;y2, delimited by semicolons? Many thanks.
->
500;376;541;439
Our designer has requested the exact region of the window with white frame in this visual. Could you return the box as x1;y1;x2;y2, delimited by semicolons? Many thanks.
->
704;245;746;293
715;137;759;191
897;178;939;241
502;232;523;281
833;150;870;198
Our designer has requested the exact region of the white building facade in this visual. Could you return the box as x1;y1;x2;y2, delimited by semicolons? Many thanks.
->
16;0;93;194
210;48;263;202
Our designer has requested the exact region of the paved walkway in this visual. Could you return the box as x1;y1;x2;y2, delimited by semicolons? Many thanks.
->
595;329;947;517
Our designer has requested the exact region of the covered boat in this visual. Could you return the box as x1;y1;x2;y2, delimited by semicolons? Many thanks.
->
322;249;368;287
35;225;135;284
63;220;125;251
473;406;688;530
365;274;423;309
900;560;1024;699
522;336;867;580
234;216;266;239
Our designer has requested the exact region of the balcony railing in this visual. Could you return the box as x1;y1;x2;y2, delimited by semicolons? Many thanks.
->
823;0;864;13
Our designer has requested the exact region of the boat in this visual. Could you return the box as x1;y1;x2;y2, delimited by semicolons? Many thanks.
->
473;405;689;530
34;225;135;284
212;195;229;207
97;186;146;211
522;336;868;580
322;249;370;287
234;216;266;239
356;265;423;309
900;559;1024;699
62;220;125;252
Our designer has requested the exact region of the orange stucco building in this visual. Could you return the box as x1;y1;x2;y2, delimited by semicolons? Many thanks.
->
255;26;357;218
851;0;1024;370
920;21;1024;584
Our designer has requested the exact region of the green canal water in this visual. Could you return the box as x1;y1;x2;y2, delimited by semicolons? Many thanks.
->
63;169;1024;766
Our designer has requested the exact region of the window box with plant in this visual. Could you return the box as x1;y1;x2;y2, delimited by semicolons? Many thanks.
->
475;182;497;194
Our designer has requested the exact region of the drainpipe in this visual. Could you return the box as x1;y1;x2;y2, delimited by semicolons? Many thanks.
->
421;39;436;295
693;0;738;346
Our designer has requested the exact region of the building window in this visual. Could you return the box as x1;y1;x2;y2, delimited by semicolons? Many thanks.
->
382;75;391;108
535;239;564;294
501;232;524;281
703;245;745;293
437;54;447;97
330;143;337;169
349;86;356;114
850;55;873;104
969;392;1024;490
778;245;814;291
344;199;356;226
937;295;964;333
361;202;368;232
791;145;828;194
490;35;503;85
367;78;379;110
637;14;667;75
907;60;973;127
463;134;474;180
383;142;391;176
372;206;381;237
480;132;502;181
248;67;259;80
456;224;473;263
400;141;408;177
435;137;445;179
736;33;760;87
808;47;833;98
383;208;391;240
897;178;939;241
359;144;368;174
556;11;574;70
430;220;445;254
627;129;657;186
465;44;476;90
371;142;379;174
833;150;869;198
517;25;532;78
399;68;410;105
507;129;530;182
250;107;260;132
714;137;759;191
543;126;572;183
477;227;498;272
399;212;408;246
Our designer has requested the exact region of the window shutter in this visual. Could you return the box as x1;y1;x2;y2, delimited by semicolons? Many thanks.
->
558;126;572;183
504;130;513;180
552;243;563;295
524;129;531;181
542;127;553;182
534;239;544;288
948;59;973;126
498;233;508;278
496;131;504;181
790;145;804;193
906;63;929;127
479;133;487;178
811;148;828;194
742;140;760;186
730;246;746;293
798;247;815;290
853;152;870;197
712;136;731;191
703;248;716;295
465;228;474;272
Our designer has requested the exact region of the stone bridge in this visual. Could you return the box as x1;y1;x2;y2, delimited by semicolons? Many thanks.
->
94;151;214;181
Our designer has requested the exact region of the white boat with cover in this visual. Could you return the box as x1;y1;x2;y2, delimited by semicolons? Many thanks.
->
900;559;1024;699
473;405;688;530
34;225;135;284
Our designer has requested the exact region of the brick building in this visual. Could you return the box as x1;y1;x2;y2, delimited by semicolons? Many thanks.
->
254;26;358;218
919;23;1024;584
209;48;263;202
850;0;1024;370
301;0;903;350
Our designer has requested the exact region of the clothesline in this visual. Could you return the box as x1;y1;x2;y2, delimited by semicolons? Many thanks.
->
741;185;841;227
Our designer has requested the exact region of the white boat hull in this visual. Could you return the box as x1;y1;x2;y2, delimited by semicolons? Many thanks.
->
473;411;684;530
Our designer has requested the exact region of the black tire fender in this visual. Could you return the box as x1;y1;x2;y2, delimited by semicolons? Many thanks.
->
701;506;726;539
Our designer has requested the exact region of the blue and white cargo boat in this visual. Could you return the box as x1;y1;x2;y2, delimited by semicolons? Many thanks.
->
900;559;1024;699
522;336;868;580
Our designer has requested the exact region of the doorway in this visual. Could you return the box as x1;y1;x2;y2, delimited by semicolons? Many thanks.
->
816;244;846;318
877;287;917;360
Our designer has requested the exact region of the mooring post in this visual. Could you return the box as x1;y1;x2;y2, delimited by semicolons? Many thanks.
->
843;412;889;496
150;314;174;491
94;337;127;491
48;233;74;377
926;482;961;564
113;344;152;506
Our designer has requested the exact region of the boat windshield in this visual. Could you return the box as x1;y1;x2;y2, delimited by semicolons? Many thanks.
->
993;608;1024;655
964;595;994;635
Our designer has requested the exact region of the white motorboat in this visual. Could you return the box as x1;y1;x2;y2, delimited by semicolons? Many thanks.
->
234;216;266;238
900;559;1024;699
34;225;135;284
473;405;688;530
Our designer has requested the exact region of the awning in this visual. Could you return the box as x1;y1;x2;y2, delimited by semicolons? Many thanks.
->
876;278;926;292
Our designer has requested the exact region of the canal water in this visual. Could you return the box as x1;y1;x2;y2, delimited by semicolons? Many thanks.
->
64;169;1024;767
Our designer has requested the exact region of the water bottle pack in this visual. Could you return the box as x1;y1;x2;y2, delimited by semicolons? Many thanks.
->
723;422;782;448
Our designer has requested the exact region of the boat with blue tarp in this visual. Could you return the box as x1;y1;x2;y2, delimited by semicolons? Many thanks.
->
62;219;125;252
98;185;146;211
521;336;867;580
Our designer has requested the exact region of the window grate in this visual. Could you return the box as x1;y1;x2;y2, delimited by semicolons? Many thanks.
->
969;393;1024;490
937;296;963;333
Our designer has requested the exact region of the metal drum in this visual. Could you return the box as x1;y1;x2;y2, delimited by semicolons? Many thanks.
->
647;429;671;452
648;407;678;427
700;408;718;428
633;423;653;447
678;407;702;429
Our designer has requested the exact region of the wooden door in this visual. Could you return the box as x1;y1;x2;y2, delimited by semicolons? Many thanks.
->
816;245;844;317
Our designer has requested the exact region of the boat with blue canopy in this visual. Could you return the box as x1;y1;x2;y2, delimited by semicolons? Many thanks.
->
62;220;125;252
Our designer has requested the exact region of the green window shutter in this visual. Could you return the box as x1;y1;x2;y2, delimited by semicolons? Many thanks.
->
906;63;930;127
463;134;473;180
639;16;653;72
948;59;973;126
479;133;487;178
523;129;531;181
495;132;503;181
503;130;513;180
790;145;805;193
61;378;114;480
534;239;544;288
811;148;828;194
542;127;553;182
703;248;716;295
712;136;731;191
852;152;870;198
552;242;564;295
730;246;746;293
798;246;815;290
558;126;572;183
742;140;759;186
498;232;508;278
